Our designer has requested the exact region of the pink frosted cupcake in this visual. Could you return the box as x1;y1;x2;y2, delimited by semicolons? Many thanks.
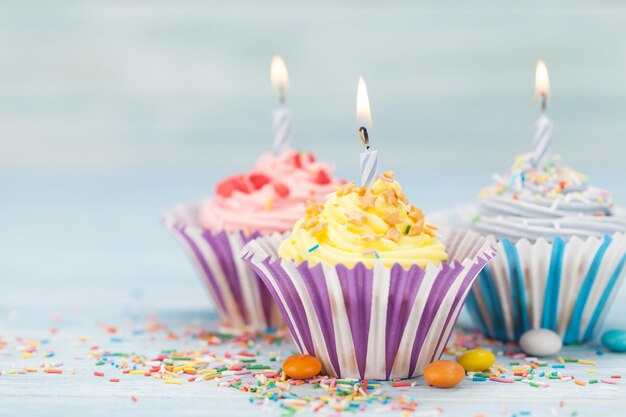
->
164;149;343;329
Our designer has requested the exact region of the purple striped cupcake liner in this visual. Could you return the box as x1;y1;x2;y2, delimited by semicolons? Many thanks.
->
242;229;497;380
430;206;626;343
163;203;284;330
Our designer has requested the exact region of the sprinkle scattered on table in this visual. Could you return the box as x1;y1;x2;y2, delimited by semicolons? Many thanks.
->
0;323;622;415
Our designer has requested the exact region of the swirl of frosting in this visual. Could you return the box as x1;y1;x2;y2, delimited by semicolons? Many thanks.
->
199;149;342;235
473;153;626;241
278;171;448;269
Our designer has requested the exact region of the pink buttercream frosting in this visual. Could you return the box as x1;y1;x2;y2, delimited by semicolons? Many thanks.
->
199;149;343;235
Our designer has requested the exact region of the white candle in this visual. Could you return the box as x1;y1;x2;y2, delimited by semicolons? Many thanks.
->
356;77;378;186
360;149;379;187
272;106;292;155
270;55;292;155
531;60;554;167
532;113;554;167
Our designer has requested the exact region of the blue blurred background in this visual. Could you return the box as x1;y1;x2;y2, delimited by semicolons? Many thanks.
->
1;1;625;328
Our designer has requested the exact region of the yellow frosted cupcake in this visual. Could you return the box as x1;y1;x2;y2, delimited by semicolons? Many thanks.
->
243;171;496;380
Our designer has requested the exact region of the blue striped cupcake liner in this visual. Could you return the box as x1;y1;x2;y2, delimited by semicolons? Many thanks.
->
430;206;626;343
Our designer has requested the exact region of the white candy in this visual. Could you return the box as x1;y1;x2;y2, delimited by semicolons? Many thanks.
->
519;328;563;357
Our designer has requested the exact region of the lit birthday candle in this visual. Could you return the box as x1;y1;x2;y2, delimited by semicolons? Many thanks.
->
531;60;554;167
270;55;292;155
356;77;378;187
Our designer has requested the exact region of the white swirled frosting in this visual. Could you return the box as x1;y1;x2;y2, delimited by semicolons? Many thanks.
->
472;153;626;241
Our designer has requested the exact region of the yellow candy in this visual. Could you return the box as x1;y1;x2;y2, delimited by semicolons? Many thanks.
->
457;348;495;372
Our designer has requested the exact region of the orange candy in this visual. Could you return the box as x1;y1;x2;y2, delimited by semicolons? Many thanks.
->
423;360;465;388
282;354;322;380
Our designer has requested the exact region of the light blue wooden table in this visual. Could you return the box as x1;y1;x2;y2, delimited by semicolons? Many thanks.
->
1;175;625;417
2;1;626;415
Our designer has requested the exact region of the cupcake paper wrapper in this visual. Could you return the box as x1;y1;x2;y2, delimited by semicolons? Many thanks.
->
431;205;626;343
163;203;284;329
242;229;496;380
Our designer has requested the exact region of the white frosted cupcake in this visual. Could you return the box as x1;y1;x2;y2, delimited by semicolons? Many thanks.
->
437;153;626;343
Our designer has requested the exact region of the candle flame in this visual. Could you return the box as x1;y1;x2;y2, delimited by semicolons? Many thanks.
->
535;60;550;98
356;76;372;129
271;55;289;93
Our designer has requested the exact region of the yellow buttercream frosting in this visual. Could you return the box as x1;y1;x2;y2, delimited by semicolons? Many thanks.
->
277;171;448;269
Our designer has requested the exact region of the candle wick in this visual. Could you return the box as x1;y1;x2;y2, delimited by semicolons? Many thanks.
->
541;94;547;113
279;86;286;106
359;126;370;148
